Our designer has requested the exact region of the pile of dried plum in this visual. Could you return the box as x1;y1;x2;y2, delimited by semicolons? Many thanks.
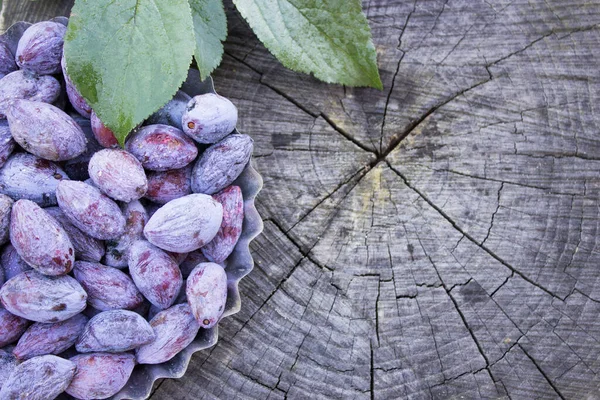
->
0;19;253;399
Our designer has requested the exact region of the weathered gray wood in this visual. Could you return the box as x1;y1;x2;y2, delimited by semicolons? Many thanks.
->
3;0;600;399
0;0;72;28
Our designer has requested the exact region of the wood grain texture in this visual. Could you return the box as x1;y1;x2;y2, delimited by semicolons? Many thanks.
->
3;0;600;398
0;0;73;29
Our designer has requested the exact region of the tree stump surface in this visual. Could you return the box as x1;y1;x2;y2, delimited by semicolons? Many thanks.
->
3;1;600;399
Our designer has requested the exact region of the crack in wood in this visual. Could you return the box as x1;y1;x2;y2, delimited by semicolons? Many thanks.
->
415;236;491;369
396;294;418;299
516;152;600;162
555;23;600;40
519;344;567;400
287;165;371;233
223;23;600;227
230;217;335;344
274;371;285;394
553;361;579;382
380;51;405;154
290;327;312;372
224;51;377;155
425;0;449;46
378;24;600;163
379;0;415;152
438;22;478;66
448;278;474;292
433;167;579;196
490;271;515;298
319;112;376;154
562;288;600;306
149;379;166;399
376;77;493;165
303;353;356;374
227;20;563;165
263;217;331;272
429;366;489;392
416;282;443;289
482;182;504;246
387;162;565;301
370;278;379;347
231;365;286;394
550;326;594;372
231;21;599;180
450;235;465;253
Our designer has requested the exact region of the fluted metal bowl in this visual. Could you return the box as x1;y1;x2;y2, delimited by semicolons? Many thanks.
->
1;19;263;400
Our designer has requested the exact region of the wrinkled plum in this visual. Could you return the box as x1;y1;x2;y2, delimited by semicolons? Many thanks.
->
13;314;88;360
182;93;238;144
0;354;76;400
202;185;243;263
167;250;189;265
45;207;105;262
104;200;147;268
128;240;183;309
125;124;197;171
62;116;105;181
0;121;16;168
0;270;87;323
73;261;143;311
0;193;12;246
144;201;162;219
132;300;151;319
146;90;191;130
0;42;17;78
10;199;74;276
67;353;135;400
191;134;253;194
179;249;212;278
83;177;97;188
88;148;148;201
15;21;66;74
0;153;69;206
147;284;188;320
187;262;228;328
146;304;160;321
148;281;187;319
0;349;17;390
145;166;192;204
6;99;87;161
76;310;155;353
0;308;29;347
90;110;118;148
82;306;102;320
1;243;32;280
143;194;223;253
61;53;92;118
0;70;60;118
56;180;126;240
136;304;200;364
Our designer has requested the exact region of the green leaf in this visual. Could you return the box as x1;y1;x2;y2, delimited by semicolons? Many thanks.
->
64;0;195;146
189;0;227;80
232;0;382;89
